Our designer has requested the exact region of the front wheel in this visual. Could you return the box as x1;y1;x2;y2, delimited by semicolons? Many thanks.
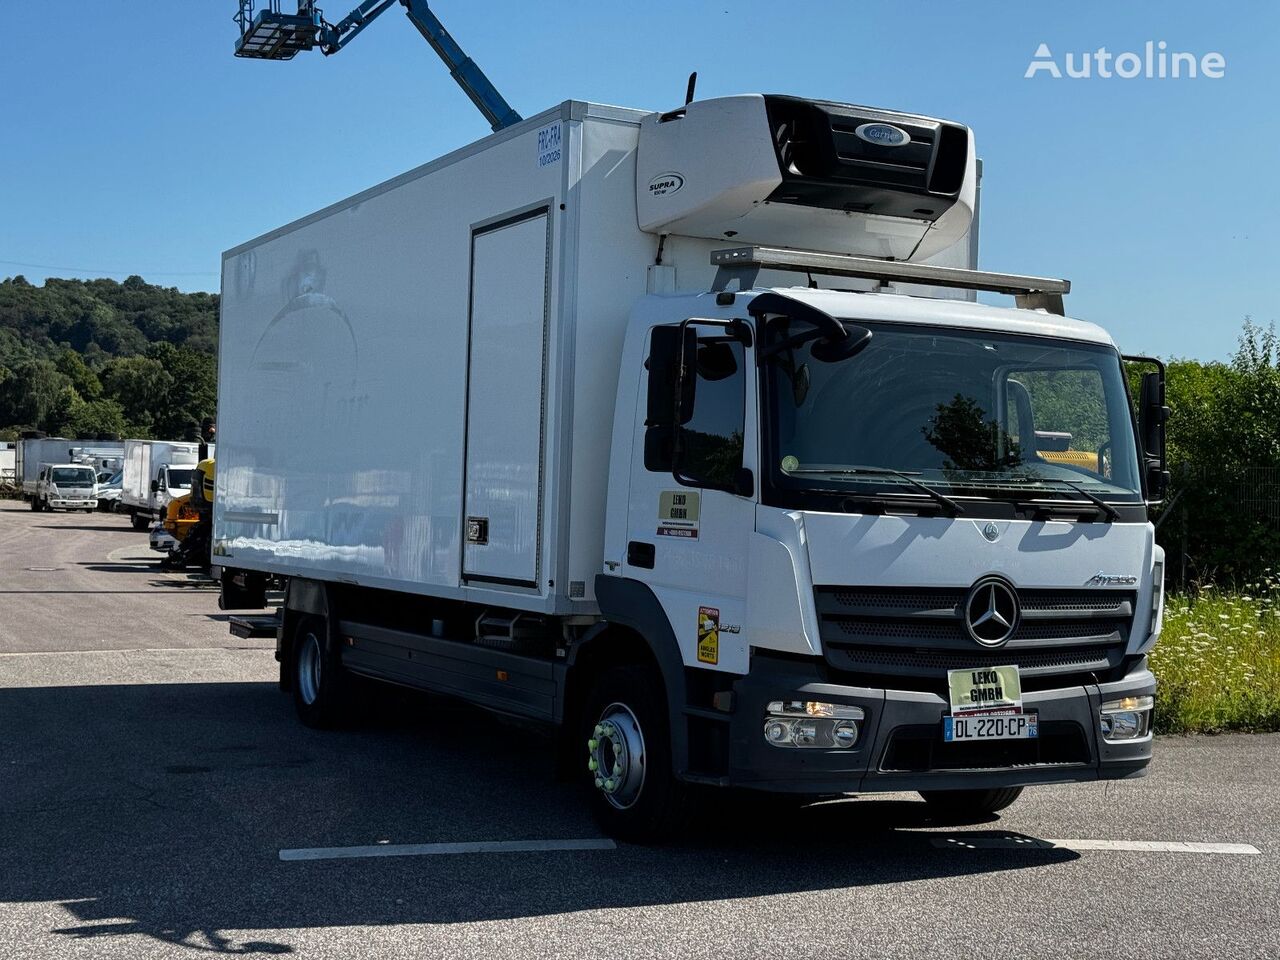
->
581;664;690;843
919;786;1023;820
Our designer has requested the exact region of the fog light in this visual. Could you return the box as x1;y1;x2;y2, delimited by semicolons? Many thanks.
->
763;701;864;749
1100;695;1154;742
832;720;860;748
764;719;793;745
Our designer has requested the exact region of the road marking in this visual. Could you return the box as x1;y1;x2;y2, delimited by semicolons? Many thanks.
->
279;838;617;862
932;836;1261;855
0;646;272;657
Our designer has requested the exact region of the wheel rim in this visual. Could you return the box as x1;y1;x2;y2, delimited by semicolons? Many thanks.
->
588;703;646;810
297;632;322;705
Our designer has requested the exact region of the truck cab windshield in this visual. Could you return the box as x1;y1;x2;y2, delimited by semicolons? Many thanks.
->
166;468;194;490
763;319;1143;511
51;467;96;486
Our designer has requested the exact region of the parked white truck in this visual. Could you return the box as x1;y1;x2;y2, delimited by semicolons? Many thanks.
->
214;94;1168;840
30;462;99;512
16;436;124;503
122;440;201;530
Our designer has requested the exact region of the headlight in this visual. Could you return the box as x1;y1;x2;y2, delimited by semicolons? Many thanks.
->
763;701;865;749
1099;695;1154;742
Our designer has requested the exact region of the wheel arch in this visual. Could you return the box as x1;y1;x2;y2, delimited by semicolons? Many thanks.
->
278;578;337;691
564;576;691;774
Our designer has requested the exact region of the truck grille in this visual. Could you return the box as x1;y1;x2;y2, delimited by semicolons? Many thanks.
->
815;585;1135;692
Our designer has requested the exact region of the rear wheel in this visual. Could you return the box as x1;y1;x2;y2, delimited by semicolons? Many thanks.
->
581;664;690;843
291;615;347;729
29;498;41;512
919;786;1023;819
130;512;148;531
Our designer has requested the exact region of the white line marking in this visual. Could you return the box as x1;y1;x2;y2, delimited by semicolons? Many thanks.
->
932;836;1260;855
0;646;272;658
279;838;618;862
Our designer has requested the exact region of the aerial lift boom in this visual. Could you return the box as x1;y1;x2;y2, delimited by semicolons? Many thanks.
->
233;0;522;131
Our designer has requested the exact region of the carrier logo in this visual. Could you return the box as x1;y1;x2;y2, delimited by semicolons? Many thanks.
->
964;576;1020;647
1084;572;1138;586
855;123;910;147
647;172;685;197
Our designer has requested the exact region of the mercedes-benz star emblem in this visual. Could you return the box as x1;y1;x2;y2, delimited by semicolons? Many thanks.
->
964;577;1020;647
982;522;1000;542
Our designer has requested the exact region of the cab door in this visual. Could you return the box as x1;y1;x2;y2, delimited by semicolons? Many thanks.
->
623;321;758;675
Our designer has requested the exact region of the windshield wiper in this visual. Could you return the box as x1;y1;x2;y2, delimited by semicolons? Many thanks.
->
1009;476;1120;522
789;466;964;517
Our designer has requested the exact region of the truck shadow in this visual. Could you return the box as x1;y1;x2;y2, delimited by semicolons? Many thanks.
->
0;680;1077;955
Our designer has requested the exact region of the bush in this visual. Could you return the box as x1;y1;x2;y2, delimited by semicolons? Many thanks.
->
1155;320;1280;585
1151;583;1280;734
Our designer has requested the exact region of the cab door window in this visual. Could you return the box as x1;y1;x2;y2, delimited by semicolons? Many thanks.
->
677;338;746;490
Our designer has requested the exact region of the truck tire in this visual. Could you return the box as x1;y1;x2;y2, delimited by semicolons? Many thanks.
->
581;664;691;843
290;615;347;729
131;512;148;531
29;498;41;512
919;786;1023;819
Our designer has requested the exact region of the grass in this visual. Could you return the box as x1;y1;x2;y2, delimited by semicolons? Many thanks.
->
1151;577;1280;734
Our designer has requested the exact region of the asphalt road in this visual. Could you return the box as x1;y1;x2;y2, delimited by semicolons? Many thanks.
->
1;500;1277;959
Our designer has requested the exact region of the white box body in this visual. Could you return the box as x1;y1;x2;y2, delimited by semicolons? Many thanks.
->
122;440;200;513
214;100;978;615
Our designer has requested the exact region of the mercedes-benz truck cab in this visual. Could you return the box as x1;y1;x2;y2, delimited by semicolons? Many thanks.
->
609;285;1162;810
214;93;1168;840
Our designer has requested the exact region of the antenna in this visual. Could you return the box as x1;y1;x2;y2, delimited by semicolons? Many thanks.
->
685;71;698;105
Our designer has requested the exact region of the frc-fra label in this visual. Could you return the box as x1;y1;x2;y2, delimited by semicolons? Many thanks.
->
697;606;719;664
657;490;700;539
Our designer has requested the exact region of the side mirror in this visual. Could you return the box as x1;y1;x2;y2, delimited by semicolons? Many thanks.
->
1137;369;1171;500
150;480;160;493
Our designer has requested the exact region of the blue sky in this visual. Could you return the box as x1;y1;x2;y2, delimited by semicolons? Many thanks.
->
1;1;1274;360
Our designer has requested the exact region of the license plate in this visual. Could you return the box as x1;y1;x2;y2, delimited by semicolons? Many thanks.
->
947;664;1023;713
944;712;1038;742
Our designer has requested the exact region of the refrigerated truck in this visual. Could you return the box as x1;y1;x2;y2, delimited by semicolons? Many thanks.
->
122;440;201;530
16;437;124;499
214;94;1168;839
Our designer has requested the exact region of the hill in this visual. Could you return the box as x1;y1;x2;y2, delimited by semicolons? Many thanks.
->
0;275;218;442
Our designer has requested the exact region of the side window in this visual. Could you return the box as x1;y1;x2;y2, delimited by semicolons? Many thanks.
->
679;339;746;490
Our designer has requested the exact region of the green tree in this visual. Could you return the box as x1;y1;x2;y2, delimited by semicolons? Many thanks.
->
100;354;174;437
55;348;102;400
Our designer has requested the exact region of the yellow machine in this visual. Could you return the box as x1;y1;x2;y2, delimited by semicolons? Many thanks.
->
162;458;214;544
1039;449;1101;472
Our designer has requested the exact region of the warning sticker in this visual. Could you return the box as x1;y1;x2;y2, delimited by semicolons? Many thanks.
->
657;490;700;539
697;606;719;664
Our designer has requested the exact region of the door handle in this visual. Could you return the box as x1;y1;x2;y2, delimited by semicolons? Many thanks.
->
627;541;655;569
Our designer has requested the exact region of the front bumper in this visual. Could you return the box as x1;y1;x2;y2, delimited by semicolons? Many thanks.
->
48;498;96;509
724;653;1154;794
150;529;178;553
